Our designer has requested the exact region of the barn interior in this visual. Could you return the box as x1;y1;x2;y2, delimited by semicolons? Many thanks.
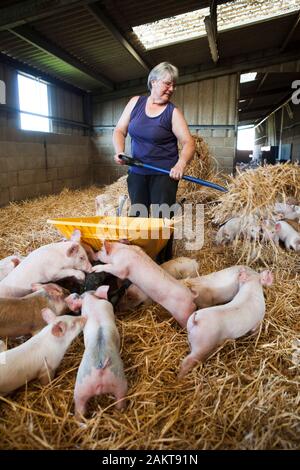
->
0;0;299;451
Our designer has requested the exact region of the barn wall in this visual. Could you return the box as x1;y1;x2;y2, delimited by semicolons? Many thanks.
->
91;97;131;185
0;63;92;207
253;60;300;164
92;74;238;185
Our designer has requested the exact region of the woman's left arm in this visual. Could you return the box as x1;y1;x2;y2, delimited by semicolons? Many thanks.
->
170;108;195;180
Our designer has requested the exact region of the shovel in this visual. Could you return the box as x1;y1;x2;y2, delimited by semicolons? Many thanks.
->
119;154;227;192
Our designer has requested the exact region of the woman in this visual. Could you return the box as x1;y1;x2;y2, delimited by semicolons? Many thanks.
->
113;62;195;260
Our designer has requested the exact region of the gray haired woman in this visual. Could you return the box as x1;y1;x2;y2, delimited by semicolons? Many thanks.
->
113;62;195;261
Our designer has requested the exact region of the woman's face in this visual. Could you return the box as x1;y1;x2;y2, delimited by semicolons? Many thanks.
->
151;74;176;104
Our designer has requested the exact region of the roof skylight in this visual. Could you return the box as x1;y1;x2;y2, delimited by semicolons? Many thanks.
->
133;0;300;50
240;72;257;83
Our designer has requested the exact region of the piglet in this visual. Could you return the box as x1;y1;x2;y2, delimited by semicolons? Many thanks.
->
215;217;241;244
0;255;24;281
274;202;300;221
0;310;86;396
62;229;99;263
161;256;199;279
261;220;279;244
93;241;197;328
275;221;300;251
118;256;199;310
216;216;261;244
0;235;92;298
95;194;128;217
71;286;127;419
178;269;273;379
182;265;256;309
95;194;116;216
0;283;72;338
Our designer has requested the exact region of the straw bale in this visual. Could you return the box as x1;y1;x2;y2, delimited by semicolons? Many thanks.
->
0;178;299;450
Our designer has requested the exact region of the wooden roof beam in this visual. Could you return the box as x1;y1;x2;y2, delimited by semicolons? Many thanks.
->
9;24;114;90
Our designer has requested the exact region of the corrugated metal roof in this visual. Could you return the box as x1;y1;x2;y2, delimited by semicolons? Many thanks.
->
102;0;227;27
0;29;102;90
0;0;299;101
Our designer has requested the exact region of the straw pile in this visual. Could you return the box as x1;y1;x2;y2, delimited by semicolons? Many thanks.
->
208;164;300;264
212;164;300;223
177;135;228;204
0;161;299;450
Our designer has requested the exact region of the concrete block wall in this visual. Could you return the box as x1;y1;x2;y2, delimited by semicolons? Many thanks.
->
192;129;235;174
0;127;92;207
91;129;128;185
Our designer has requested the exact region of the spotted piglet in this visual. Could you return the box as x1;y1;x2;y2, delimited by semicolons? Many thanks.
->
68;286;127;419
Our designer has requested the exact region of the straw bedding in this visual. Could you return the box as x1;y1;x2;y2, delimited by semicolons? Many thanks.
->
0;143;299;450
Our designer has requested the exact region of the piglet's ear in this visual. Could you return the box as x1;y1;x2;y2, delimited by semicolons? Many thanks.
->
31;282;43;292
40;283;63;297
51;321;67;337
94;285;109;300
103;240;112;254
238;268;248;283
41;307;57;324
275;222;281;232
260;270;273;286
11;257;21;267
67;243;80;257
118;239;130;245
70;229;81;243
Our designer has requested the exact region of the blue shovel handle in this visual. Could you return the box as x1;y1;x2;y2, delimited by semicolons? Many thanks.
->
119;154;227;193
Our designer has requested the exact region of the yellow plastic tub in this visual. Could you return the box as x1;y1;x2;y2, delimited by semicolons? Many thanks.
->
47;216;174;258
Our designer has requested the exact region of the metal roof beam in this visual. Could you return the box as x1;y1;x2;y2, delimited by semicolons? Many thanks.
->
9;24;114;90
93;49;300;103
240;86;288;100
254;92;295;128
204;0;219;64
280;10;300;52
0;51;85;95
0;0;100;31
86;3;150;72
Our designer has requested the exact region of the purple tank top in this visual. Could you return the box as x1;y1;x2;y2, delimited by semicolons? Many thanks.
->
128;96;178;175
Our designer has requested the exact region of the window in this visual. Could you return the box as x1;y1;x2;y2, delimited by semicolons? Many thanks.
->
18;74;50;132
237;126;255;151
133;0;300;50
240;72;257;83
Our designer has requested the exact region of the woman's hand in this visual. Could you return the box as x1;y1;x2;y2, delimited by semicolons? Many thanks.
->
114;153;126;165
170;160;187;180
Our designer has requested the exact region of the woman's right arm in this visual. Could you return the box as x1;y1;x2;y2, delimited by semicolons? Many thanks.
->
113;96;140;165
